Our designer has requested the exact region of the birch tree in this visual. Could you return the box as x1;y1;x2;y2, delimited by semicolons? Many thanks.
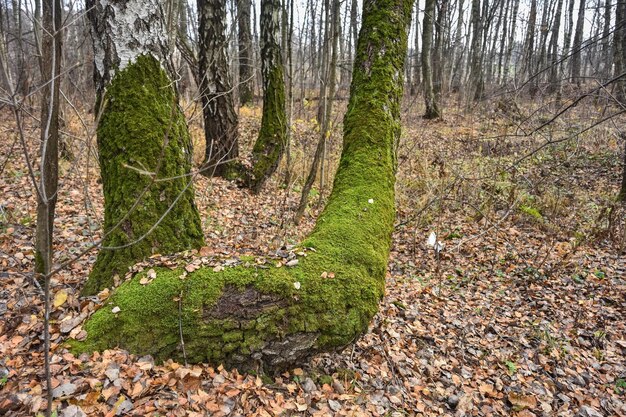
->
82;0;204;295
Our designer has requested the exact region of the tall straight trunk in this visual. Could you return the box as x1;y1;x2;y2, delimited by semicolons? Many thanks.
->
570;0;585;85
309;0;317;90
616;0;626;103
83;0;204;295
617;134;626;204
495;0;509;84
237;0;254;105
502;0;519;82
433;0;448;96
533;1;550;95
0;5;10;94
317;0;330;124
347;0;359;85
198;0;239;178
422;0;440;118
601;0;612;78
11;0;27;95
249;0;287;192
560;0;575;83
449;0;464;91
411;0;421;95
547;0;564;94
521;0;536;81
75;0;414;373
35;0;61;281
281;0;288;69
486;0;504;84
469;0;484;101
36;0;61;411
295;0;340;224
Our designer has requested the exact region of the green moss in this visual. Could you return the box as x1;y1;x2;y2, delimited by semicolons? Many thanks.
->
519;204;543;221
83;55;204;295
250;65;287;192
74;0;413;371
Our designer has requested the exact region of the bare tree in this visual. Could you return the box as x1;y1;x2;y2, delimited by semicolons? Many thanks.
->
237;0;254;105
422;0;441;118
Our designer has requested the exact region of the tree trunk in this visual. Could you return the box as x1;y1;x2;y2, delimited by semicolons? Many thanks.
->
617;0;626;104
422;0;440;118
294;0;340;224
237;0;254;105
548;0;564;95
411;0;421;94
36;1;61;411
198;0;240;178
501;0;518;83
469;0;484;101
521;0;536;82
601;0;612;79
74;0;413;372
248;0;288;193
433;0;448;96
570;0;585;85
35;0;61;281
82;0;204;295
617;134;626;203
448;0;464;91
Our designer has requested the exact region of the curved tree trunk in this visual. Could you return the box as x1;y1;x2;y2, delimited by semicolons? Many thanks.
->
248;0;288;193
198;0;240;178
73;0;413;372
82;0;204;296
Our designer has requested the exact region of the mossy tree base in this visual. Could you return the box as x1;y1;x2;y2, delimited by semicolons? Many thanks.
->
74;0;413;371
83;56;204;296
248;0;287;193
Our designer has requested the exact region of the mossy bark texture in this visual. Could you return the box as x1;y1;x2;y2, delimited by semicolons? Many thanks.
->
248;0;288;193
83;55;204;295
75;0;413;371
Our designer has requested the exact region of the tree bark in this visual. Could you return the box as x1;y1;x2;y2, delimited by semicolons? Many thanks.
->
617;134;626;204
35;0;61;281
617;0;626;105
36;2;61;411
521;0;536;83
294;0;340;224
547;0;564;94
422;0;440;118
433;0;448;96
570;0;585;85
198;0;240;178
469;0;484;101
501;0;519;83
74;0;413;372
410;0;421;95
248;0;288;193
82;0;204;295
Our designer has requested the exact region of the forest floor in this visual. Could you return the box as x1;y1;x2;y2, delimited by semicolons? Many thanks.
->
0;93;625;417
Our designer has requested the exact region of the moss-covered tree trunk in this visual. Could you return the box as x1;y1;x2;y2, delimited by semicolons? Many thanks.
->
82;0;204;295
74;0;413;371
248;0;287;193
